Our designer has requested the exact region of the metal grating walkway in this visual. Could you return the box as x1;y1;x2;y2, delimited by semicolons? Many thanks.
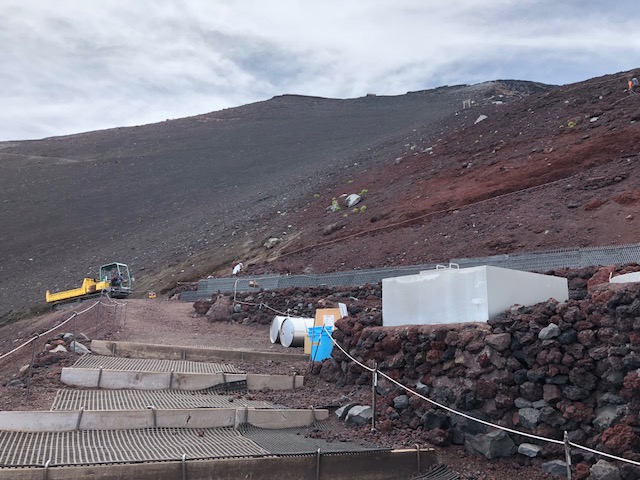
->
0;427;268;467
241;424;386;455
413;464;460;480
72;355;241;374
51;389;278;411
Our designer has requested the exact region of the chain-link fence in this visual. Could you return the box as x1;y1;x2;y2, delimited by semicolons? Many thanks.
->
180;242;640;301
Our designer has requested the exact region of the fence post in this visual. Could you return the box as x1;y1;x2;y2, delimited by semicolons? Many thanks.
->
371;361;377;432
42;459;50;480
316;448;322;480
95;304;99;339
564;430;572;480
26;335;38;400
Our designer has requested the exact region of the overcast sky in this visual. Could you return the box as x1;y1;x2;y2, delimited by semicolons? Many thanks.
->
1;0;638;141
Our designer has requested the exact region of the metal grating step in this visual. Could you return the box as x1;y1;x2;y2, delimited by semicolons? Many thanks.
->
198;380;248;394
51;388;279;411
241;424;387;455
0;427;268;467
72;355;241;374
411;463;460;480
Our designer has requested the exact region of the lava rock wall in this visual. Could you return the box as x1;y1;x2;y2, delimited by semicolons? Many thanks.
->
328;281;640;464
193;285;383;325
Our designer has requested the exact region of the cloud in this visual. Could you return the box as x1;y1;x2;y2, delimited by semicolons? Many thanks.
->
0;0;638;140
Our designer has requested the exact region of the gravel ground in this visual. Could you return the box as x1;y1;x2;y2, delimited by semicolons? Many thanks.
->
0;298;557;479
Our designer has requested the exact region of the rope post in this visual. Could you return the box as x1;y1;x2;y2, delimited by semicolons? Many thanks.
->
26;335;38;401
148;405;157;428
415;444;421;473
182;453;188;480
316;448;321;480
94;305;99;339
76;407;85;430
42;459;50;480
97;301;101;331
564;431;572;480
371;361;377;432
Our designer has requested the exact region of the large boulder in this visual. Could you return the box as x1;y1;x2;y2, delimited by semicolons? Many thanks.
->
590;460;621;480
542;460;569;477
464;430;516;459
600;424;640;456
206;295;233;322
193;298;214;315
69;341;90;355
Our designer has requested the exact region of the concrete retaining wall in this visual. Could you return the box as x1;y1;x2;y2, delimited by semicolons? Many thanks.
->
0;407;328;432
0;448;436;480
60;368;304;391
91;340;309;363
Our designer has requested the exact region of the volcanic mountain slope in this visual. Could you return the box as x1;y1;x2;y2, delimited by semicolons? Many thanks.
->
2;69;639;319
0;80;548;319
252;69;640;275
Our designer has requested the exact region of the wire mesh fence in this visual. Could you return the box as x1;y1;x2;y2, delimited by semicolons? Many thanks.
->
181;243;640;300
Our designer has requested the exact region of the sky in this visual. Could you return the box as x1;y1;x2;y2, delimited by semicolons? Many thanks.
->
1;0;638;141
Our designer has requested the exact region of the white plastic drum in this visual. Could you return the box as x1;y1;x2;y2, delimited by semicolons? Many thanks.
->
279;317;314;348
270;316;288;344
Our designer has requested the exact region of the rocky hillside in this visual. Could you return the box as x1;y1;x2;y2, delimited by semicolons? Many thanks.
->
0;79;550;320
2;68;640;322
255;69;640;276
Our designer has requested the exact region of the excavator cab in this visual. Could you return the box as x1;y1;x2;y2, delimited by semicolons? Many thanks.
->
99;262;133;299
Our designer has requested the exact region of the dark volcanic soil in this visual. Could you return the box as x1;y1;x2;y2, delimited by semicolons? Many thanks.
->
0;79;550;319
251;70;640;276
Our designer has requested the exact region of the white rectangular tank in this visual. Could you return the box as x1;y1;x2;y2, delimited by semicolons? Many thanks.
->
382;265;568;326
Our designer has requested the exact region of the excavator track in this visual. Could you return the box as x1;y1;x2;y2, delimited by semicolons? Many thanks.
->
50;293;103;311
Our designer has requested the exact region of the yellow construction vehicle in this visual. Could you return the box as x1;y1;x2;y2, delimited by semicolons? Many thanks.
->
46;262;133;305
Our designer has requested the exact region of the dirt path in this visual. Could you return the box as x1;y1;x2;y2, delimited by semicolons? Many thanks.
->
0;298;556;479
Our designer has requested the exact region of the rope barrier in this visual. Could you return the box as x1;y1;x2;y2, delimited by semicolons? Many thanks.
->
232;279;293;317
0;293;128;363
0;300;101;362
321;326;640;467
